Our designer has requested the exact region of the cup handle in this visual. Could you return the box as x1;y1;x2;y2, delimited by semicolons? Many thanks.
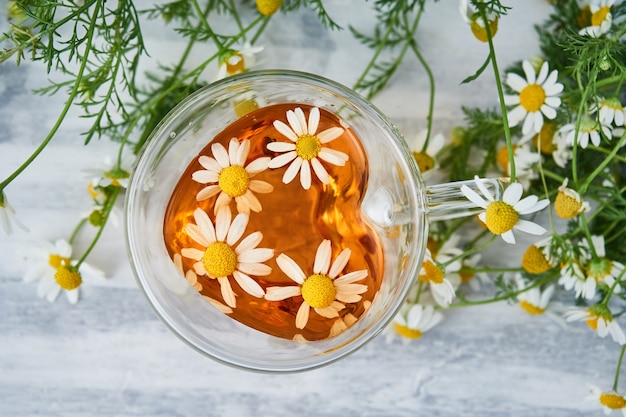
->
426;178;504;221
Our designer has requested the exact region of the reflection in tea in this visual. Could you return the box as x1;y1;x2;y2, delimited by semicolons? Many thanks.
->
163;104;385;341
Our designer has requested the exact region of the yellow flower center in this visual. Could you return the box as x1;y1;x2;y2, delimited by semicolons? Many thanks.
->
592;6;611;26
496;145;517;173
394;323;423;339
295;134;322;161
49;254;71;269
519;300;545;315
587;258;612;281
87;182;101;199
301;273;336;308
554;191;582;219
485;201;519;235
533;122;556;155
202;242;238;277
256;0;282;16
419;260;445;284
218;165;250;197
225;53;245;75
459;271;475;283
599;393;626;410
586;317;599;330
54;266;82;290
470;16;499;42
412;151;436;173
519;84;546;113
521;245;552;274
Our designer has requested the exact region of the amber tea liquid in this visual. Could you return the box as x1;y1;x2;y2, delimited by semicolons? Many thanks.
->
163;103;384;341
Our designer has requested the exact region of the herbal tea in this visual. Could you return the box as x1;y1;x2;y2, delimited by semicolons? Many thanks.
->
163;103;384;341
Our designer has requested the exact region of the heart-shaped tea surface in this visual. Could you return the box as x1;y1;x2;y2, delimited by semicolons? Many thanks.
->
163;104;384;341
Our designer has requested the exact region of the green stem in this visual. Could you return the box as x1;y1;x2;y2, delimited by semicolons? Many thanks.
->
191;0;224;49
613;345;626;392
75;187;120;268
409;41;435;152
579;132;626;194
68;218;88;245
442;235;496;269
601;267;626;306
479;7;515;183
0;0;103;192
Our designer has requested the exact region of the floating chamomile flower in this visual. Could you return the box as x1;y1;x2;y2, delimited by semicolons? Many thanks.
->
587;386;626;416
265;239;368;330
22;239;105;304
461;176;549;244
391;303;443;342
267;107;349;190
0;190;28;235
562;117;613;149
564;304;625;345
181;206;273;308
504;60;563;135
215;43;264;80
579;0;615;37
458;0;499;42
554;178;591;219
192;138;273;215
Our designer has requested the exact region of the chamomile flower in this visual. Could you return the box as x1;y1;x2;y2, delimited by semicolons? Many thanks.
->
84;155;135;189
516;277;555;315
265;239;368;330
0;190;28;235
22;239;105;304
505;60;563;135
521;237;557;274
267;106;349;190
583;235;624;294
554;178;591;219
181;206;273;308
215;43;264;80
192;138;274;215
587;385;626;416
391;303;444;341
592;96;625;127
496;143;541;189
461;176;550;244
406;129;445;176
579;0;615;37
418;248;458;307
564;304;625;345
559;260;596;300
563;117;613;149
459;0;499;42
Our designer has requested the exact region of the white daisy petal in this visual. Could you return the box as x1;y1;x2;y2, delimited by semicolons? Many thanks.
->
236;139;250;166
299;160;312;190
282;158;303;184
506;73;528;92
238;248;274;263
192;170;219;184
514;219;547;235
461;184;489;208
215;207;232;242
273;120;299;142
313;240;332;275
233;271;265;297
194;208;216;243
235;231;263;254
310;158;330;184
288;108;306;136
226;213;248;246
265;286;301;301
184;224;211;248
307;107;320;134
317;127;344;143
276;254;307;284
267;142;297;152
501;230;516;244
196;185;221;201
248;180;274;194
218;276;237;308
212;143;230;168
295;301;310;329
268;151;298;168
228;138;240;166
237;262;272;276
318;148;349;166
334;269;368;285
328;248;351;278
523;60;537;84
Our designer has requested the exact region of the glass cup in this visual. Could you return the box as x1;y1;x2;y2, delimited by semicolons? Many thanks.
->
125;70;501;373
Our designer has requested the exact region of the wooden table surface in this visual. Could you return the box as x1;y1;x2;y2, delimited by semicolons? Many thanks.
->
1;1;622;416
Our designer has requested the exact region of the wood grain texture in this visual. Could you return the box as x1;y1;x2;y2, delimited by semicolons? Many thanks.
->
1;1;623;416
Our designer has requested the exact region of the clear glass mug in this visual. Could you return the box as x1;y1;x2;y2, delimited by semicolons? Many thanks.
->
125;70;501;373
